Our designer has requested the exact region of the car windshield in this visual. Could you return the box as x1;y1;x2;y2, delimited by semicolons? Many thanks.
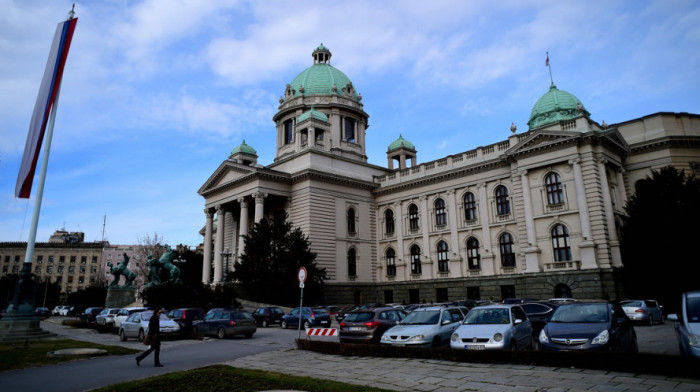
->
344;312;373;322
550;303;610;323
141;312;170;321
620;301;642;307
463;308;511;325
687;296;700;323
400;310;440;325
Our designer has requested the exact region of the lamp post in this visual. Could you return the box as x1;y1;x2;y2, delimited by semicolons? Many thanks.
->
221;247;232;282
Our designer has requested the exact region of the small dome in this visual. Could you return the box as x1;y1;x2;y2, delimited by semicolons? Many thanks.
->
528;84;590;130
287;45;358;101
388;134;415;152
231;140;256;155
297;106;328;123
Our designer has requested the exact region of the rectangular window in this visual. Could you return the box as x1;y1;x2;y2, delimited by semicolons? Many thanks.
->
343;117;356;142
58;266;64;273
56;276;62;284
408;289;420;304
48;256;54;264
47;266;53;273
89;276;95;284
78;276;84;284
68;276;74;283
12;265;19;273
69;266;75;273
384;290;394;304
2;265;8;273
80;267;86;274
36;255;43;264
4;255;9;263
500;285;516;301
81;256;87;264
35;266;42;274
436;288;449;303
284;120;293;144
90;266;96;274
14;255;20;264
467;286;480;300
70;256;76;264
92;256;97;263
59;256;65;265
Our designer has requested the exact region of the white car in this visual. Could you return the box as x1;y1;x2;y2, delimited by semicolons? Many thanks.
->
113;307;149;328
118;311;180;341
667;291;700;357
450;304;532;350
380;307;465;348
95;308;121;326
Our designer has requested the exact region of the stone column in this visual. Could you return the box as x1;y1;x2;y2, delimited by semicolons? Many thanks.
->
253;192;267;223
394;201;407;280
308;127;315;148
238;197;249;262
598;158;623;267
213;206;225;283
520;170;541;273
446;190;462;277
570;158;597;269
224;209;235;276
202;209;213;284
478;183;495;275
419;195;432;278
616;169;628;207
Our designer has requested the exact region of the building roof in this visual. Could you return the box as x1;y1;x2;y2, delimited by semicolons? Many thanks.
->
297;106;329;123
231;140;257;155
289;45;358;100
528;84;590;130
388;134;415;152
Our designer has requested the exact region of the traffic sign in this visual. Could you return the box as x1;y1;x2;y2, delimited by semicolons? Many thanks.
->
298;267;307;283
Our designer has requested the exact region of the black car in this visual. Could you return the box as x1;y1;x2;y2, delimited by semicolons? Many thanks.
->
339;307;406;344
167;308;205;336
252;307;285;327
34;307;50;318
80;307;104;323
520;301;559;345
539;302;638;352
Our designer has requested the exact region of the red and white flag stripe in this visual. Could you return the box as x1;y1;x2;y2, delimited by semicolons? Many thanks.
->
306;328;337;336
15;17;78;198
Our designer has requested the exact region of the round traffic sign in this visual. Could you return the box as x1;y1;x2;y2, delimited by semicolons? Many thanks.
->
298;267;307;283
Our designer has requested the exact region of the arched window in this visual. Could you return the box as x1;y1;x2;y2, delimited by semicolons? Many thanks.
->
344;117;356;143
284;119;293;144
435;198;447;226
347;248;357;277
499;232;516;267
437;241;449;272
385;248;396;277
408;204;419;230
495;185;510;215
410;245;422;275
551;224;572;262
464;192;477;221
554;283;572;298
347;208;356;235
466;237;480;270
545;172;564;205
385;209;394;234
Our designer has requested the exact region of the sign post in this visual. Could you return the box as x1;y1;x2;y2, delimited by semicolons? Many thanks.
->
297;267;307;340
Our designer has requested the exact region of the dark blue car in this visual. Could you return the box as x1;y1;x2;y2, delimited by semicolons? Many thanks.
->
281;307;331;329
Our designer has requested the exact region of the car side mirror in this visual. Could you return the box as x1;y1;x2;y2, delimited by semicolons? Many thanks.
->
442;320;451;325
513;319;523;325
667;314;678;321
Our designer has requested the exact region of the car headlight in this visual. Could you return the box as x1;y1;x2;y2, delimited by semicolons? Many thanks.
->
539;329;549;344
451;333;459;342
493;333;503;342
689;333;700;348
591;330;609;345
407;335;425;342
381;335;390;341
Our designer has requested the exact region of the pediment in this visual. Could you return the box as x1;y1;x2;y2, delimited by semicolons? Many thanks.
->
601;129;630;152
508;132;577;155
198;162;256;195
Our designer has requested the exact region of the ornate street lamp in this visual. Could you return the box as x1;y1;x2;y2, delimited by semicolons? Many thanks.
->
221;247;233;282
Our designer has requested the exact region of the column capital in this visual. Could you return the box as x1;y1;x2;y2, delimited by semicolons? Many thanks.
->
253;192;267;203
597;156;609;165
204;208;214;217
518;169;528;177
215;205;224;213
393;200;402;208
477;182;487;189
446;189;455;196
568;158;581;166
419;195;427;202
237;197;247;205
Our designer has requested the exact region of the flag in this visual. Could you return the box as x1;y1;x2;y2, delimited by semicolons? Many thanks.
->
545;53;550;67
15;17;78;198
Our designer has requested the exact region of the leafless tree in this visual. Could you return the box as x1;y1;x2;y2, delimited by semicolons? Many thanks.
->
135;232;167;291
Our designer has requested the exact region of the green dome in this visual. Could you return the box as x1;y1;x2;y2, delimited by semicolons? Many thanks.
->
297;106;328;123
288;45;358;100
231;140;256;155
527;84;589;130
388;134;415;152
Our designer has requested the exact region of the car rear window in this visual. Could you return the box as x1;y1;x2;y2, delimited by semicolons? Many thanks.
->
621;301;642;307
344;312;373;322
313;309;328;314
232;312;253;320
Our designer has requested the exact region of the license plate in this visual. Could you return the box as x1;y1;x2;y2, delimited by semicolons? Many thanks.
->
349;327;362;331
320;321;329;324
467;345;485;350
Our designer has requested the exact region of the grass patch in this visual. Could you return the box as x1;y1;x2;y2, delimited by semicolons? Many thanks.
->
0;339;140;372
62;319;118;334
93;365;393;392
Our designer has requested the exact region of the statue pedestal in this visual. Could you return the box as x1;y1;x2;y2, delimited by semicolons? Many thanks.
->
105;286;136;308
0;304;56;342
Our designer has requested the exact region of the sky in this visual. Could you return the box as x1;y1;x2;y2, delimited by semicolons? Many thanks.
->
1;0;699;248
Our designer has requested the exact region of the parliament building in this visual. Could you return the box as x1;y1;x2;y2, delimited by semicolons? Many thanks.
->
198;45;700;305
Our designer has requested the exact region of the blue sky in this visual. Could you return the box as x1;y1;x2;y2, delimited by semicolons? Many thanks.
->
1;0;699;247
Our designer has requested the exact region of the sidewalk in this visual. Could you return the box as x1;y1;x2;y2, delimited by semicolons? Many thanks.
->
226;349;700;392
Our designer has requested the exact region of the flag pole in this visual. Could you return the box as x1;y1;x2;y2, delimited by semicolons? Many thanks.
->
546;51;554;86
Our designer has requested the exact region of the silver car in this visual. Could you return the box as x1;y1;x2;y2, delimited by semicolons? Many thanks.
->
95;308;121;326
450;304;532;350
620;300;664;325
118;311;180;341
667;291;700;357
380;307;465;347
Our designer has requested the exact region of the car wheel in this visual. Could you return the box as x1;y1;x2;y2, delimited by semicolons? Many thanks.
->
510;340;517;351
217;327;226;339
303;320;311;330
262;320;268;328
648;315;654;326
431;336;441;348
281;320;288;329
119;329;127;341
192;326;199;337
138;329;145;342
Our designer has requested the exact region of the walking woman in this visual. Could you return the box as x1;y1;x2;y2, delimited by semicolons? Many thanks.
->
136;308;163;367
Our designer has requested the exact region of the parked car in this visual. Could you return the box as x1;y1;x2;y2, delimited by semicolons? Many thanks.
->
281;307;332;329
539;302;638;352
620;300;664;326
52;305;68;316
119;311;180;341
667;291;700;357
450;304;532;350
335;306;359;323
323;306;343;316
34;307;50;318
95;308;121;326
339;307;406;344
547;298;577;304
59;306;75;316
193;308;256;339
166;308;205;336
252;307;285;328
380;306;465;348
114;307;149;328
520;301;559;346
80;307;104;323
